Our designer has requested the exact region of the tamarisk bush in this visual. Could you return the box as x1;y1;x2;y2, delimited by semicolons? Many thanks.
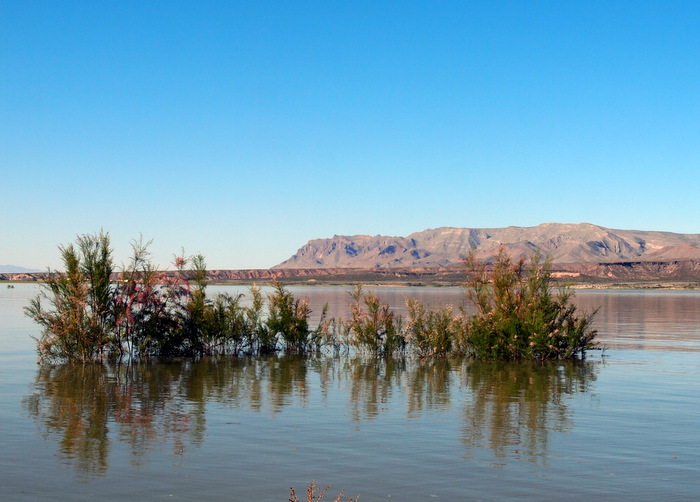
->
26;232;333;363
26;231;115;363
265;279;329;353
405;299;466;357
462;247;598;360
345;285;405;356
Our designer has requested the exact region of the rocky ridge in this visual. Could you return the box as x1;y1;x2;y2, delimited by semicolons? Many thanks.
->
274;223;700;269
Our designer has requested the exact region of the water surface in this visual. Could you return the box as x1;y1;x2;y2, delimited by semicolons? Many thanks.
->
1;284;699;501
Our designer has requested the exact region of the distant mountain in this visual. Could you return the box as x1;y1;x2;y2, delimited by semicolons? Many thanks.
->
274;223;700;269
0;264;41;273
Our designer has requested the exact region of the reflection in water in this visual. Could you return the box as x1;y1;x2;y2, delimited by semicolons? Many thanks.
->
406;358;453;417
346;357;407;421
23;364;113;475
460;360;597;463
23;362;209;475
575;290;700;351
23;355;598;476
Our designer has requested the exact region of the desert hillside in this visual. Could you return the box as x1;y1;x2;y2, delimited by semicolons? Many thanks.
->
274;223;700;269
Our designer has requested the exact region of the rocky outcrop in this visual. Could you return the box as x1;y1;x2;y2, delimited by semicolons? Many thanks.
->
274;223;700;269
1;273;39;282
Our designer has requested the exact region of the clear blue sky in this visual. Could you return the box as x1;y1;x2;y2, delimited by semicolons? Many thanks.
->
2;1;699;270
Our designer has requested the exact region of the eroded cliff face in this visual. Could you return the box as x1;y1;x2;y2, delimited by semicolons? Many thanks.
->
274;223;700;269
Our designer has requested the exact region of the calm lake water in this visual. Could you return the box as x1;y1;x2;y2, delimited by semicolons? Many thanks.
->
1;284;699;501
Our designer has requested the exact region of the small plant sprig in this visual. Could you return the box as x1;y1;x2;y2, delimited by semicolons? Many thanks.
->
289;481;359;502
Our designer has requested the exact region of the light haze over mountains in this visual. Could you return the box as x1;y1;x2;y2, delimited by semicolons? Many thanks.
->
275;223;700;269
0;265;41;274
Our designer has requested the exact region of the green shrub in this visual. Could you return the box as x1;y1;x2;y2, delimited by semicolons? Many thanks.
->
29;233;196;362
405;299;462;357
182;253;209;356
114;238;191;358
26;231;115;363
246;284;276;354
463;247;597;360
265;279;328;353
27;233;597;363
203;292;248;354
346;285;405;356
316;315;346;354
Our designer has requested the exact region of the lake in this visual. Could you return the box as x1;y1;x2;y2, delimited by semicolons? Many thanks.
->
1;284;699;501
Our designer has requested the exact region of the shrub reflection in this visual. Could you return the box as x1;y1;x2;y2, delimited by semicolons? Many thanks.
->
24;355;598;475
460;359;597;462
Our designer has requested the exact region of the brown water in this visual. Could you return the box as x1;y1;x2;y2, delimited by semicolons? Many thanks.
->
1;284;699;501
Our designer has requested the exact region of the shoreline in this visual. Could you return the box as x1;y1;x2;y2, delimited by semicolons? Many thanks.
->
4;263;700;290
6;278;699;290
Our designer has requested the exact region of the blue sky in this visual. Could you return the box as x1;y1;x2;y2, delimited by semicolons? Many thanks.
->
2;1;699;270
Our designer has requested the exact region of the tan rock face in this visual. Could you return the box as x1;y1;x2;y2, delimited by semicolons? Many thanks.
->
274;223;700;269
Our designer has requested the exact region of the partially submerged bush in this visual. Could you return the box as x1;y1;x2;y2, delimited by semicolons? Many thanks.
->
27;233;337;363
405;299;466;357
345;285;405;356
27;233;200;362
266;279;328;353
463;247;598;360
114;238;192;358
203;292;248;354
26;231;115;363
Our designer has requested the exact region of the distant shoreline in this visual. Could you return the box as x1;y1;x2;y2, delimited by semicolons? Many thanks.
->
3;263;699;290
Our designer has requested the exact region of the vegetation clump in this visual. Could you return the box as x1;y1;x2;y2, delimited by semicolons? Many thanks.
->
26;232;115;363
266;279;328;353
463;247;598;360
27;233;597;363
405;299;466;357
345;285;405;356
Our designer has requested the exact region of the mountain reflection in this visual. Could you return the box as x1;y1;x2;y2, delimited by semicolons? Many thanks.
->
24;355;598;475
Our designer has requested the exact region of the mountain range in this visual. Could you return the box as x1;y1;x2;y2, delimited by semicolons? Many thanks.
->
274;223;700;269
0;265;41;274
